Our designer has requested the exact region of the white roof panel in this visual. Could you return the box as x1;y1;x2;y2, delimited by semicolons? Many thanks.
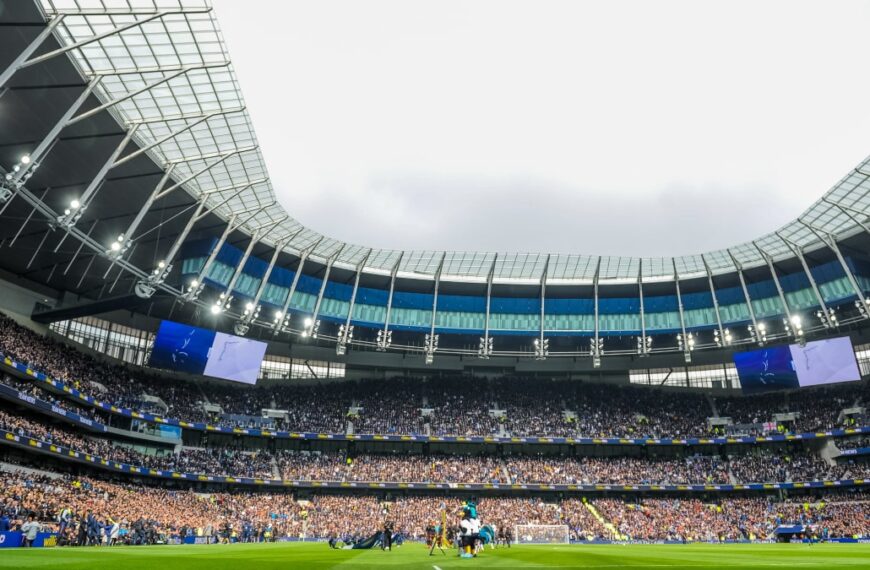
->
38;0;870;283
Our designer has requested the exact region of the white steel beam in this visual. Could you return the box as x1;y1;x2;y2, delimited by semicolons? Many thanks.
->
20;9;213;70
0;14;67;90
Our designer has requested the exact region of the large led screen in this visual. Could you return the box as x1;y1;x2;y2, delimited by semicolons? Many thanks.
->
734;336;861;394
789;337;861;387
733;345;799;394
149;321;266;384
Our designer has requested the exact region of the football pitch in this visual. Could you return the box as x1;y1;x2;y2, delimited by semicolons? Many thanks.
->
2;542;870;570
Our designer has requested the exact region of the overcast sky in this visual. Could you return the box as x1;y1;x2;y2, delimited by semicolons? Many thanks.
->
212;0;870;258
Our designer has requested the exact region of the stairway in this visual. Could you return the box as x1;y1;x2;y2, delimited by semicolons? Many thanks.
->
499;458;513;484
705;393;719;417
270;456;281;480
584;501;625;541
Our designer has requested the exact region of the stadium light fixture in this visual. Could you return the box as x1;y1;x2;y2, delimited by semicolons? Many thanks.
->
816;308;837;328
533;337;549;361
1;154;40;202
376;329;392;351
301;318;320;339
748;322;767;345
107;234;127;257
713;328;733;348
590;337;603;368
783;314;804;344
677;333;695;363
637;335;652;356
424;333;438;364
336;324;354;356
478;336;493;359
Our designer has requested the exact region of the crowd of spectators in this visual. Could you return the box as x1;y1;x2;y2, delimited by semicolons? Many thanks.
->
596;493;870;541
5;405;870;484
0;313;868;441
505;455;730;485
0;409;275;479
3;464;870;544
716;388;862;434
838;436;870;452
728;451;870;483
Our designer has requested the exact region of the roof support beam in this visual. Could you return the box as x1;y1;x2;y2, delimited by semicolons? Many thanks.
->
673;259;691;362
701;254;727;345
754;240;793;324
534;255;550;360
215;220;286;311
823;199;870;235
3;173;166;297
775;233;831;327
377;253;404;351
272;240;321;335
63;220;98;276
155;146;257;200
250;232;299;310
100;148;260;260
638;261;649;355
306;245;345;338
591;257;601;366
336;249;372;355
133;184;264;298
67;62;231;127
180;210;262;302
424;253;446;364
53;124;141;240
5;79;101;190
193;179;268;221
799;220;869;314
113;109;244;169
728;249;760;340
20;9;213;70
125;106;246;126
110;165;176;258
480;255;497;359
0;14;67;90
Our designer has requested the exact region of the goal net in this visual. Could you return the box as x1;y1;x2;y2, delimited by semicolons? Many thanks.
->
514;524;570;544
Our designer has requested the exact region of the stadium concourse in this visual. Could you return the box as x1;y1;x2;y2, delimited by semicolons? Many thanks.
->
3;0;870;565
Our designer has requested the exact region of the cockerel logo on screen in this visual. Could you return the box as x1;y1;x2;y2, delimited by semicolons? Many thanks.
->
758;351;776;385
170;329;198;368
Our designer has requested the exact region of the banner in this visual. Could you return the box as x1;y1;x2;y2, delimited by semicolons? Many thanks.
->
0;381;107;433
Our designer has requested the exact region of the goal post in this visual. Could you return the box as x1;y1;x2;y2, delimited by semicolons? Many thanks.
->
514;524;570;544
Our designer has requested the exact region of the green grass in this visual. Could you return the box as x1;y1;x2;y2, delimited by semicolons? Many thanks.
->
2;542;870;570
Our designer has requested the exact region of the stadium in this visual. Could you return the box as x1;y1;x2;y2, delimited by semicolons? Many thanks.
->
1;0;870;568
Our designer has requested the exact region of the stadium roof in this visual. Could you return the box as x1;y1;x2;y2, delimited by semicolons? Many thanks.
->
33;0;870;285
